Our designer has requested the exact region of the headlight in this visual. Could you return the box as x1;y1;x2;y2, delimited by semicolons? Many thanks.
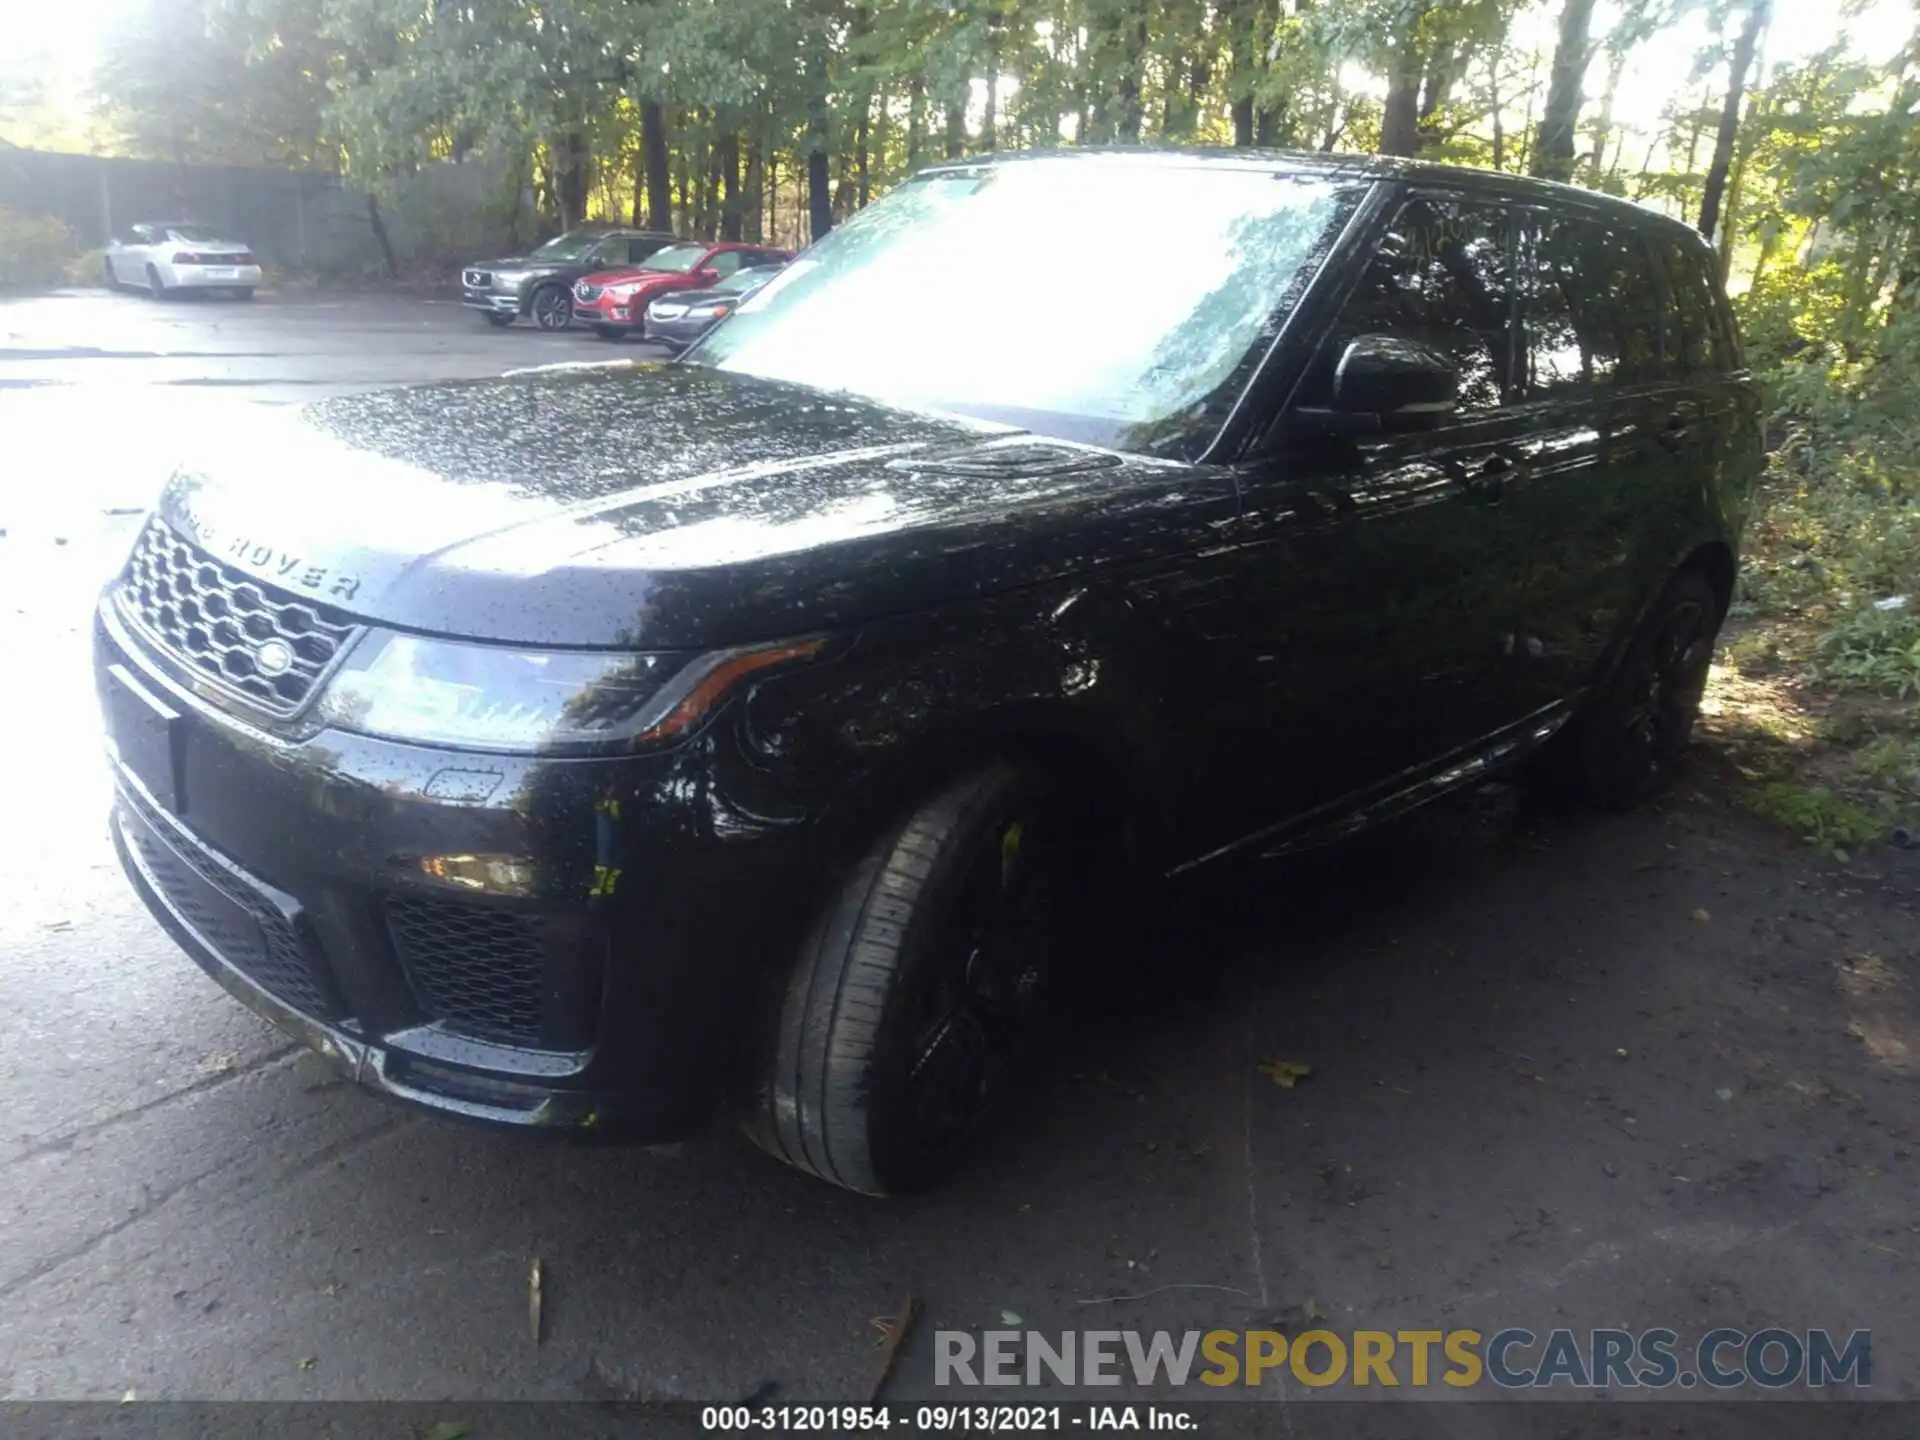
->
315;630;826;753
689;304;731;320
492;270;531;288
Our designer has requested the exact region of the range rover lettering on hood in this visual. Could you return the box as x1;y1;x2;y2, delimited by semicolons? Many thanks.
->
186;517;365;602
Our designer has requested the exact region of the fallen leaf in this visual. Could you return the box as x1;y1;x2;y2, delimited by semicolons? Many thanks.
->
1000;1310;1022;1326
1691;908;1712;922
529;1257;544;1345
421;1424;472;1440
121;1390;137;1403
1257;1058;1312;1089
1614;1047;1629;1060
198;1052;240;1076
297;1357;316;1371
1715;1087;1734;1102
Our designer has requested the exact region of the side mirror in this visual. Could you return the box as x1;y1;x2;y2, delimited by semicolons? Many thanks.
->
695;267;719;284
1332;334;1459;422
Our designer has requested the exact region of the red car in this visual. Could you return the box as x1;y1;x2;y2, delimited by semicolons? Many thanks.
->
571;241;791;340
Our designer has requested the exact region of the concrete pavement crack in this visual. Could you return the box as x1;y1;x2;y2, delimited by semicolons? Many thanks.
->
0;1113;408;1303
2;1042;301;1169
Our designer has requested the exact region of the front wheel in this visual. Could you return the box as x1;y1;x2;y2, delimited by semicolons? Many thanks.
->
530;285;572;331
1533;570;1722;810
746;763;1061;1195
482;312;513;328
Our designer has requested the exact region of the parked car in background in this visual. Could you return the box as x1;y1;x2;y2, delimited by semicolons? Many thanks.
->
94;151;1759;1197
571;241;791;339
105;223;262;300
640;263;785;351
462;229;680;330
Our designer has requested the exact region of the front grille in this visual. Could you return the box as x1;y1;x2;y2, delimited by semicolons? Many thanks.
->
464;269;490;288
118;520;359;717
121;797;343;1020
574;283;601;302
387;898;548;1046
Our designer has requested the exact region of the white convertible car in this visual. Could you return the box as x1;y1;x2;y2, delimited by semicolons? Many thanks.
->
104;223;263;299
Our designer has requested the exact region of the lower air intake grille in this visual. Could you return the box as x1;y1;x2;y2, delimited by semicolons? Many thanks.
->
387;898;548;1046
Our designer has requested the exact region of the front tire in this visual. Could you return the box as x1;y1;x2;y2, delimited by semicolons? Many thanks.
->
483;312;514;328
1534;570;1722;810
747;763;1060;1195
530;284;572;331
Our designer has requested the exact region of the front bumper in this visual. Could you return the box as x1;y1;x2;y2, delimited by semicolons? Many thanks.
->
642;313;712;349
461;289;522;316
94;594;824;1138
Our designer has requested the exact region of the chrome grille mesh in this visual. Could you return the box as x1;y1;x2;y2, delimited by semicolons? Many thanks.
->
117;521;359;716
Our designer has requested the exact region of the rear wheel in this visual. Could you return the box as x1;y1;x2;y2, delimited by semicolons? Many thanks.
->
530;284;572;331
483;312;513;328
746;763;1062;1195
231;287;255;302
1533;570;1722;810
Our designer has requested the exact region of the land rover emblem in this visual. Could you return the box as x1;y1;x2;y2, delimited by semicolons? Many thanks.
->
254;639;296;677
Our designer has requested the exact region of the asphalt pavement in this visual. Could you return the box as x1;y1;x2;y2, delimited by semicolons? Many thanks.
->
1;287;1917;1419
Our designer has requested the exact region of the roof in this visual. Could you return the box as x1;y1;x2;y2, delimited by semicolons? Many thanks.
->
916;146;1704;244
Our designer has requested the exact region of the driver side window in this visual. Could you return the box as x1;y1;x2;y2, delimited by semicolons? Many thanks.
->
708;250;745;278
1311;197;1517;413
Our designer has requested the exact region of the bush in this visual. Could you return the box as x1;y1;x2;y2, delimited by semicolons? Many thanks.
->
0;206;76;289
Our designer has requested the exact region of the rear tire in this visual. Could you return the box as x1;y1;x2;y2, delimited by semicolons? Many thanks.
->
746;763;1061;1195
1531;570;1722;810
232;287;255;301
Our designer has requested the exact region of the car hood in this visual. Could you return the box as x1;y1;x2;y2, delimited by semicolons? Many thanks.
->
578;268;688;289
154;363;1231;650
467;255;560;271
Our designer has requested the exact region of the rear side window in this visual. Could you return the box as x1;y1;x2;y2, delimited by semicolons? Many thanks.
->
1516;212;1663;397
1659;238;1730;376
1313;196;1516;412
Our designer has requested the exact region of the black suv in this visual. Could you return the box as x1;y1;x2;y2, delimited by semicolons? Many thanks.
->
460;228;679;330
96;151;1760;1194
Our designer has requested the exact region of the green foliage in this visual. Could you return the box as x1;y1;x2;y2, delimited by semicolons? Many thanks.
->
0;207;75;289
1745;781;1885;855
1814;604;1920;698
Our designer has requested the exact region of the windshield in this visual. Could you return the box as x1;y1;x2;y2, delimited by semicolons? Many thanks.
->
164;224;224;242
531;231;610;261
641;244;712;274
693;157;1361;455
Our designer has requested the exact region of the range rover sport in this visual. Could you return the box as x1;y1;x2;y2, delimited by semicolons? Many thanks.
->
94;150;1761;1195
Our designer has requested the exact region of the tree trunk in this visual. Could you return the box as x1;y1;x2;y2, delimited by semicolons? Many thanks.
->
1488;54;1505;170
1532;0;1597;181
1516;52;1541;171
984;20;1001;151
745;136;765;242
768;153;779;249
857;99;872;206
907;77;926;168
719;133;742;241
808;40;834;241
869;86;888;200
557;130;589;229
1378;34;1426;157
944;100;966;158
641;101;671;232
1229;0;1257;146
1117;19;1148;142
1697;0;1770;243
1586;44;1627;187
366;192;397;278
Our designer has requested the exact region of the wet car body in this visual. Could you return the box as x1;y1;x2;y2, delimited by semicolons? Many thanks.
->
96;150;1761;1157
